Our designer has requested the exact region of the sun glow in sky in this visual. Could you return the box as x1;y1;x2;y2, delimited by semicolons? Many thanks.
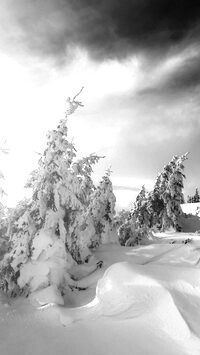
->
1;0;200;209
0;50;144;207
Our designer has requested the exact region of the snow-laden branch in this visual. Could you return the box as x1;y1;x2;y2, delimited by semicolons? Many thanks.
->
65;86;84;116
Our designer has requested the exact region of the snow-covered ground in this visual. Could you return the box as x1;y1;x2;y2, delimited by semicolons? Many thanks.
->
1;237;200;354
1;205;200;355
181;202;200;216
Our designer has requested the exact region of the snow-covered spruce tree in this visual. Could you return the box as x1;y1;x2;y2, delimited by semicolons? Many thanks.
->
115;209;130;231
117;186;152;247
0;198;36;295
89;170;117;246
193;188;200;203
123;186;154;246
133;185;151;228
187;188;200;203
118;153;188;245
160;153;188;231
0;90;103;297
146;174;164;230
115;209;133;246
117;213;136;246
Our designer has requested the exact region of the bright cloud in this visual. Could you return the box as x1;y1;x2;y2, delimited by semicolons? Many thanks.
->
0;0;200;209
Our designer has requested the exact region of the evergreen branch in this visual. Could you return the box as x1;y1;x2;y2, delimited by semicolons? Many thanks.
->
73;86;84;101
0;140;9;154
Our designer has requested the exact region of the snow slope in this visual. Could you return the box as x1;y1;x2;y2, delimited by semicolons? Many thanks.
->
1;233;200;355
1;205;200;355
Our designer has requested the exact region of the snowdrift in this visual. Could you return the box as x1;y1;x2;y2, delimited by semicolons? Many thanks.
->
2;236;200;355
58;240;200;354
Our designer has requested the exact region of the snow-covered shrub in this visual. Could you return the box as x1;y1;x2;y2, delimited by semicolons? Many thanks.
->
115;209;130;228
118;214;152;247
0;256;21;296
125;226;153;247
118;218;134;246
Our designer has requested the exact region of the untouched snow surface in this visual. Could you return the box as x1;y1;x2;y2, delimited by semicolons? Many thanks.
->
1;234;200;354
181;202;200;216
1;203;200;355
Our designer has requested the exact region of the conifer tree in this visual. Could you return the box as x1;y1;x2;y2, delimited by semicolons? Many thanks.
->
118;186;152;247
118;215;136;246
133;185;150;228
147;174;164;229
89;170;117;245
160;153;188;231
0;90;103;297
194;188;200;203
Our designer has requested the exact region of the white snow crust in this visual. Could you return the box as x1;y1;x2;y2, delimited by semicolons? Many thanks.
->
1;205;200;355
181;202;200;216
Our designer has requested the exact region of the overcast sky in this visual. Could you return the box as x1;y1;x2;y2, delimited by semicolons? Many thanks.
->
0;0;200;209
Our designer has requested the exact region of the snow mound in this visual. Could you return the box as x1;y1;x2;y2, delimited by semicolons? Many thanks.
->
96;262;164;317
59;261;197;346
29;285;64;307
95;262;190;339
2;242;200;355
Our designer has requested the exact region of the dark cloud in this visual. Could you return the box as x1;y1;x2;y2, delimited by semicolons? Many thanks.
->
2;0;200;64
106;91;200;192
138;51;200;96
168;55;200;91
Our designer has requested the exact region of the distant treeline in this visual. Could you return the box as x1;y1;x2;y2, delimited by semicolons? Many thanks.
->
187;188;200;203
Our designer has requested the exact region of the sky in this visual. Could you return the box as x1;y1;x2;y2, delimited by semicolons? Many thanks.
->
0;0;200;210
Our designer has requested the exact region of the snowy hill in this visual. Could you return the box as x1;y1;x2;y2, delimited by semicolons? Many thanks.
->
1;233;200;355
